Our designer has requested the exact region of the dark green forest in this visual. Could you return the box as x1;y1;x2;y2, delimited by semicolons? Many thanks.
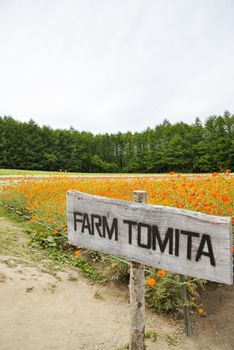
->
0;112;233;173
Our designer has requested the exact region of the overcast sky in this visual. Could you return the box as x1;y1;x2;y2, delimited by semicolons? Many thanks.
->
0;0;234;133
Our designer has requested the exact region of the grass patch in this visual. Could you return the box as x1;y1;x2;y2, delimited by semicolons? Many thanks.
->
0;206;106;283
0;168;204;177
0;168;131;176
145;330;176;346
0;168;62;176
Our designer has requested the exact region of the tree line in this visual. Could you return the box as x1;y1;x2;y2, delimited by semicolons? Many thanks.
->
0;112;233;173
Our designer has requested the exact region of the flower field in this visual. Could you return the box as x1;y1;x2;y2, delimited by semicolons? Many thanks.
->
1;172;233;312
1;173;233;236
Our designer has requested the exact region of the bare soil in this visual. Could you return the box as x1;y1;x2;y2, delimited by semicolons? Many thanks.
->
0;215;233;350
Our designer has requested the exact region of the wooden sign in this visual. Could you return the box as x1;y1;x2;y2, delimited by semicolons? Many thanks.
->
67;191;233;285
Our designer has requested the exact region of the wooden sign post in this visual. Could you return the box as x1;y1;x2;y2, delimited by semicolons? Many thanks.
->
129;191;147;350
66;190;233;347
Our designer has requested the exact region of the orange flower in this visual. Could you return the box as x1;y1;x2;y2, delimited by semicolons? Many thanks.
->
74;250;81;257
2;173;233;249
232;246;234;253
221;195;231;202
53;229;59;235
157;269;167;277
147;277;156;287
198;307;206;316
169;171;175;175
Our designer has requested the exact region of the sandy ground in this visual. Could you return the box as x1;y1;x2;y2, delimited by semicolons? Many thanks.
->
0;216;233;350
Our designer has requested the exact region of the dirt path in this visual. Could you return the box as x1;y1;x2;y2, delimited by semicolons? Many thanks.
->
0;214;233;350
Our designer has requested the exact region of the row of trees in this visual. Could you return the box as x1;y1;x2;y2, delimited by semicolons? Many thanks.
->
0;112;233;173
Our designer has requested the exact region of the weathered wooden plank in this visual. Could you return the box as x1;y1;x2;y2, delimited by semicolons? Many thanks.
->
129;191;146;350
67;191;233;285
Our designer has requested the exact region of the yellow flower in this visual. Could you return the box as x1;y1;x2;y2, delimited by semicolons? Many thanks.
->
198;307;206;316
74;250;81;257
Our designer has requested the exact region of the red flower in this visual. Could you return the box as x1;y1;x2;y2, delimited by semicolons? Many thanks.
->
221;195;231;202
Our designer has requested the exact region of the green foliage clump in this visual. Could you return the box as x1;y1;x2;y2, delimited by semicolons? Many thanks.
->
145;268;205;313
